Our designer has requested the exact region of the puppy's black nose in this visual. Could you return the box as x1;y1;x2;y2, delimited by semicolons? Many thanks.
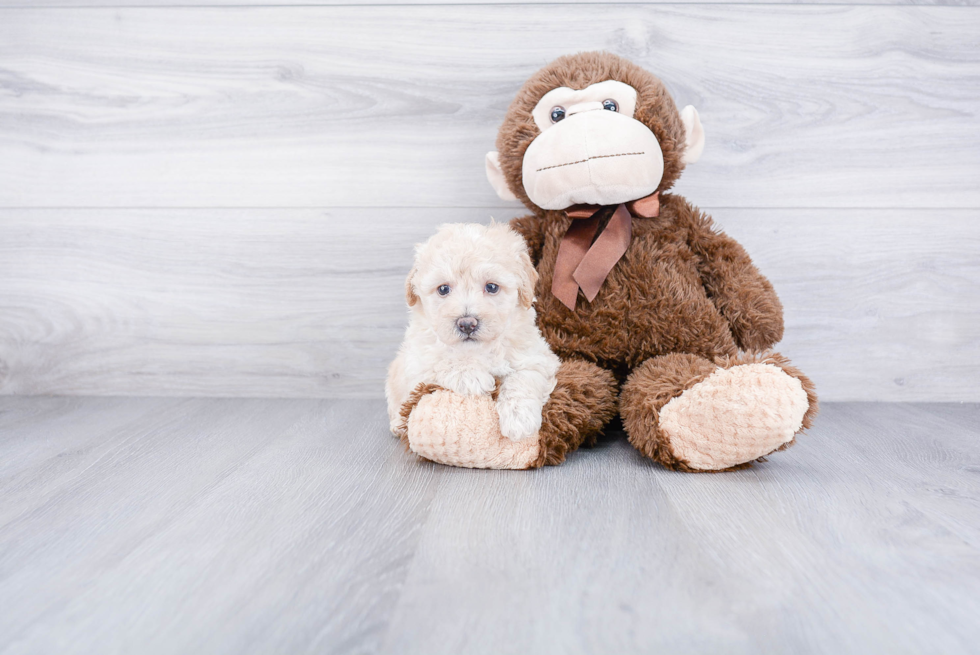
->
456;316;479;335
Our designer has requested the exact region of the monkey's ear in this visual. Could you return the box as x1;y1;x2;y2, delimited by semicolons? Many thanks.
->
516;248;538;309
680;105;705;165
405;266;420;307
485;151;519;201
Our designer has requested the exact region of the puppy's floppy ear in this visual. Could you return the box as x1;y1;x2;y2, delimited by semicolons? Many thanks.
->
516;248;538;309
404;266;420;307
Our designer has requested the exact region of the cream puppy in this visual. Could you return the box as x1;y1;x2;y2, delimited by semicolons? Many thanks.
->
386;223;560;441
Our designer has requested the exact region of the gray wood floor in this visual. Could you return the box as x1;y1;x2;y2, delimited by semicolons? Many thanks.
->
1;399;978;654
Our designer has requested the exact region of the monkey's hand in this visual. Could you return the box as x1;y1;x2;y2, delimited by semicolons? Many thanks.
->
685;202;784;351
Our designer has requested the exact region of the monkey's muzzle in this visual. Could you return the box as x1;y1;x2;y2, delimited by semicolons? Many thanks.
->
521;109;665;211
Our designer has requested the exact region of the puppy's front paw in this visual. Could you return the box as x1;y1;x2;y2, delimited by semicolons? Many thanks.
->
497;398;543;442
441;369;497;397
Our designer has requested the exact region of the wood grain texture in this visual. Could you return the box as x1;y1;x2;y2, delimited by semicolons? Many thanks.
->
0;397;444;654
1;6;978;208
3;0;977;6
1;207;977;401
1;5;978;400
385;402;980;654
0;398;978;654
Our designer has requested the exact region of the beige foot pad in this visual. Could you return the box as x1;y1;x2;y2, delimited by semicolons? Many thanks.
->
406;390;541;469
659;363;809;471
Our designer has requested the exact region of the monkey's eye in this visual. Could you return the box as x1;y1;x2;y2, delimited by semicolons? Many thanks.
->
485;282;500;295
550;106;566;123
437;285;451;296
602;99;619;112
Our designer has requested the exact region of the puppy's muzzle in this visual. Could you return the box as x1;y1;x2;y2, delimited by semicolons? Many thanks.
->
456;316;479;336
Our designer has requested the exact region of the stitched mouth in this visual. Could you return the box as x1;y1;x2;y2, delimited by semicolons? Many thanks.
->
536;151;646;173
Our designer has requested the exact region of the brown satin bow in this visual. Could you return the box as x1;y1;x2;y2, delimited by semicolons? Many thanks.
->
552;192;660;311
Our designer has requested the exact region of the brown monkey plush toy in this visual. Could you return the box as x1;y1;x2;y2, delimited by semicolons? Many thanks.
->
400;52;817;471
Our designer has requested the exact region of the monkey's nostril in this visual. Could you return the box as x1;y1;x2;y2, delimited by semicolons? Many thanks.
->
456;316;479;335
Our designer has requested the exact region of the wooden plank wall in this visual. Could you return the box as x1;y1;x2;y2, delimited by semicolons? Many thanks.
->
0;4;978;401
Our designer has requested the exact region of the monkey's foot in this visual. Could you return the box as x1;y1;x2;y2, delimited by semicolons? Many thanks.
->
403;389;540;469
621;352;817;472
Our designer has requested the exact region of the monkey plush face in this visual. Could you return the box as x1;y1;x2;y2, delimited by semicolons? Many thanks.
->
521;80;663;209
486;52;705;212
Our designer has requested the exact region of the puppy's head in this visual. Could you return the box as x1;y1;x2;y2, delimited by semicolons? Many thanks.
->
405;223;537;345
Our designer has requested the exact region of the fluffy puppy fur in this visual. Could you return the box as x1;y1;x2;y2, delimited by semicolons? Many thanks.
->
386;223;560;441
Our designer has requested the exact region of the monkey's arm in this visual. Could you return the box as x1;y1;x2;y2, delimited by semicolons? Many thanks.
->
509;215;546;266
683;202;784;352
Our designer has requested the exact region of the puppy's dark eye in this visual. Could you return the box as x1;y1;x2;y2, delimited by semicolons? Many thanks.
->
602;99;619;112
437;285;451;296
485;282;500;295
550;106;565;123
